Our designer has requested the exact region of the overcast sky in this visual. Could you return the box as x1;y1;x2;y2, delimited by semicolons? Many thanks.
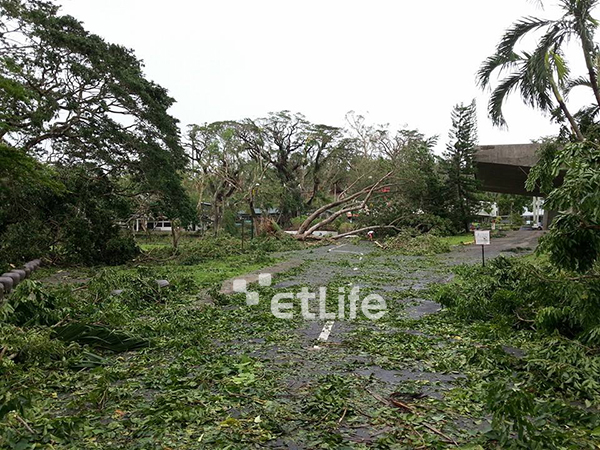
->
58;0;592;153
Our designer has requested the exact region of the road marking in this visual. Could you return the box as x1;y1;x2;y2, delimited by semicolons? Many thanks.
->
313;321;335;349
331;250;363;255
315;244;364;349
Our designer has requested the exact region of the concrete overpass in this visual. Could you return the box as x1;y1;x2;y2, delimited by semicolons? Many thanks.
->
474;143;542;196
474;143;559;228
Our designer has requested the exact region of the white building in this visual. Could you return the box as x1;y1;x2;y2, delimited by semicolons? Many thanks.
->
522;197;544;227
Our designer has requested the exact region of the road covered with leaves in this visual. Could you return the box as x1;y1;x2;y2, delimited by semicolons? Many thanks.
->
1;232;599;449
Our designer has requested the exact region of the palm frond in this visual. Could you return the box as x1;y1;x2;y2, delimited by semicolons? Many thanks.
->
521;49;555;111
551;51;570;83
488;73;523;127
477;52;521;88
497;16;552;58
565;75;592;93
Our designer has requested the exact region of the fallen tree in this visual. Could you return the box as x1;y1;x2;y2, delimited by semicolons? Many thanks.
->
331;224;400;240
294;171;393;240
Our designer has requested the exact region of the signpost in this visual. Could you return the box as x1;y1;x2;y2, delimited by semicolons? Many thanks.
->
474;230;491;266
236;219;254;250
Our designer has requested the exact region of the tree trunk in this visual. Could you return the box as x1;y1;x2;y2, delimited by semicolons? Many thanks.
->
549;76;584;141
580;37;600;109
332;225;400;240
171;219;181;249
213;200;221;235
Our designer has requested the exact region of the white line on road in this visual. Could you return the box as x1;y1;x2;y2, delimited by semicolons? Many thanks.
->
313;321;335;349
331;250;363;255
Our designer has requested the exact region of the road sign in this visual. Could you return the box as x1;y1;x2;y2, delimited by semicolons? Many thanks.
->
474;230;490;246
474;230;491;267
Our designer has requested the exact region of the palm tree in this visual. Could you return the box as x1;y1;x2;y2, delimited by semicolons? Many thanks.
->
478;0;600;141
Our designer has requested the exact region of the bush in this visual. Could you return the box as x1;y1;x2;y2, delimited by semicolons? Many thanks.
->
222;210;238;236
510;211;524;229
435;256;600;344
290;215;308;230
144;234;303;265
255;218;280;236
385;229;451;255
103;235;140;265
0;166;140;266
0;219;51;264
484;339;600;447
338;222;355;234
247;234;302;253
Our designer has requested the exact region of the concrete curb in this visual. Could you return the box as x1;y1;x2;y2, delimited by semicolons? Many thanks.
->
0;259;43;299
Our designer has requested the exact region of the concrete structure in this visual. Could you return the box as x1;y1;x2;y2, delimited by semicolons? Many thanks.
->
476;202;499;218
522;197;545;228
474;143;562;229
0;259;42;299
474;143;542;196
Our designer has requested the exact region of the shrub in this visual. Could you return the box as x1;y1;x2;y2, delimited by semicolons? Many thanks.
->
0;219;51;265
143;234;303;265
290;215;308;230
222;210;238;236
435;256;600;344
385;229;451;256
255;217;280;236
102;235;140;265
338;222;355;234
0;166;140;266
247;234;302;253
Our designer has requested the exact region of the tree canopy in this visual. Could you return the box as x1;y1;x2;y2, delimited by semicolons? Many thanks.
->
479;0;600;273
0;0;193;264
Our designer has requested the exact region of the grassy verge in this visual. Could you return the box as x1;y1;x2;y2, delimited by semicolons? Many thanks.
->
439;234;474;246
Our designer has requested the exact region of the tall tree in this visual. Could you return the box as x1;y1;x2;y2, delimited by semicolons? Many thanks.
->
475;0;600;140
304;124;352;206
187;122;244;233
0;0;189;205
480;0;600;272
0;0;193;261
237;112;310;224
443;101;480;233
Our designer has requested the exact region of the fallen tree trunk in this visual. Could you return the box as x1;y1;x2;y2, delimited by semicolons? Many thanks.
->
288;225;401;241
295;171;393;240
330;225;401;240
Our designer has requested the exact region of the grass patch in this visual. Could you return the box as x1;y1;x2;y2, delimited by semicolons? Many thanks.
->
440;234;474;246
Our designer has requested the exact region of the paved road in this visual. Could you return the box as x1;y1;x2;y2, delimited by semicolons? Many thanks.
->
223;230;542;447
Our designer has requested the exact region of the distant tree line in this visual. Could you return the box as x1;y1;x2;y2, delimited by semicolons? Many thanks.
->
0;0;483;265
185;106;482;240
